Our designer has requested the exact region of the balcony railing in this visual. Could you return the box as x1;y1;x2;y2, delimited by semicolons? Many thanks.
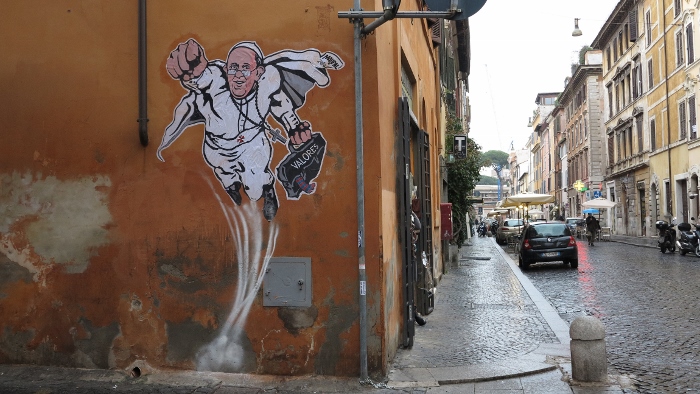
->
606;150;650;177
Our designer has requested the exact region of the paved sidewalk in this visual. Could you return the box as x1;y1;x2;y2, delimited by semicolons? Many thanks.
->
386;236;628;393
608;234;658;249
0;236;632;393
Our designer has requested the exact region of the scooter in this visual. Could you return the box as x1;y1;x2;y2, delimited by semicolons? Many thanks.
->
490;221;499;237
656;219;677;254
676;218;700;256
478;222;487;237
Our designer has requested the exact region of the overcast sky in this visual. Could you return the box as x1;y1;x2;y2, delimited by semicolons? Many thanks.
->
467;0;618;154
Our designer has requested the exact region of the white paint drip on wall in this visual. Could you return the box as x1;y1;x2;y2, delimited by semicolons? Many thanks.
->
196;177;279;372
0;171;112;277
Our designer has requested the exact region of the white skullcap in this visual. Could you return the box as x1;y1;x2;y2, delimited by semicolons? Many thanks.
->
230;41;264;62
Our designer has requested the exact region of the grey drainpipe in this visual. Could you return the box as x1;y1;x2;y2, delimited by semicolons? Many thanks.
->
138;0;149;146
352;0;368;381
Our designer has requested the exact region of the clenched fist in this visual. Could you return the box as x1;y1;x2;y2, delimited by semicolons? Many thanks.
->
289;121;312;145
166;39;208;81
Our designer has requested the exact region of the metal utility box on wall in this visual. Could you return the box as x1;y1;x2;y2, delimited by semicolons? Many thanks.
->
263;257;312;307
440;203;453;240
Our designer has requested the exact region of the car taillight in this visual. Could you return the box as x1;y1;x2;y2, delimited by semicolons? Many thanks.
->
523;239;532;250
568;236;576;246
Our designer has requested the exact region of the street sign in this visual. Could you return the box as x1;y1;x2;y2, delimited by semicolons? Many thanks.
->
453;135;466;158
593;190;602;199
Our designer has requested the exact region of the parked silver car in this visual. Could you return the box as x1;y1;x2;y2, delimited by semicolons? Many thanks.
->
496;219;524;244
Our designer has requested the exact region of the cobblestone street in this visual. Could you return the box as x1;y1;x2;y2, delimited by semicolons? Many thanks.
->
503;237;700;393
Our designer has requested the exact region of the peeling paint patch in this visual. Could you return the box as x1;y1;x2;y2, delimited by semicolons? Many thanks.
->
166;319;217;365
0;172;112;276
0;320;118;369
333;249;349;257
314;302;355;375
72;318;120;369
277;306;318;336
156;258;208;294
0;253;33;298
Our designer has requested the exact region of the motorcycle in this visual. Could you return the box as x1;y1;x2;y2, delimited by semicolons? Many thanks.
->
656;219;677;254
676;218;700;256
490;221;499;237
478;222;487;237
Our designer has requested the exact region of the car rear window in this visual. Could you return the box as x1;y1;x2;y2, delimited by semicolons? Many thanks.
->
504;220;523;227
565;219;578;225
527;224;570;238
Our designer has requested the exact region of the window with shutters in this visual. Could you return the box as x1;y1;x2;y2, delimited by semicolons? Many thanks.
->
646;10;652;46
608;134;615;167
608;85;614;117
632;65;638;99
680;100;687;139
677;31;684;68
687;23;695;65
636;61;644;97
617;132;622;160
636;115;644;153
648;58;654;89
619;30;624;54
613;37;618;60
650;118;657;151
689;96;697;139
675;0;681;18
606;47;612;70
627;127;633;157
630;9;638;42
429;18;442;47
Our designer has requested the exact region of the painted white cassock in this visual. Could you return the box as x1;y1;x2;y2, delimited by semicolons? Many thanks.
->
158;47;344;201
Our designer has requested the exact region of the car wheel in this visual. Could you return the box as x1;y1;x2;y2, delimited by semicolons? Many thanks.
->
570;260;578;269
681;249;687;256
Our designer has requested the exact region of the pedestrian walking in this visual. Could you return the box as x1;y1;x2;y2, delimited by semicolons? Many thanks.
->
585;213;600;246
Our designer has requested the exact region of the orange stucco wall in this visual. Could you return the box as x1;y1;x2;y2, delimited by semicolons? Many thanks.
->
0;0;443;377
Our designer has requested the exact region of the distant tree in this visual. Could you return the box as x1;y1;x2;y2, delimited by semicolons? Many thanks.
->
579;45;593;65
445;113;482;247
478;175;499;185
481;150;509;199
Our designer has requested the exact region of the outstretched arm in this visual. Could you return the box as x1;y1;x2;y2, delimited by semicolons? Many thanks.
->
269;91;311;146
166;39;208;82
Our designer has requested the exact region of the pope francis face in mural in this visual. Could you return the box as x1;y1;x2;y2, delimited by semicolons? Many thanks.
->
158;39;344;221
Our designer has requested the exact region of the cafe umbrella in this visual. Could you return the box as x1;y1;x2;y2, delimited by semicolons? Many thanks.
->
582;197;616;227
581;197;617;209
499;193;555;223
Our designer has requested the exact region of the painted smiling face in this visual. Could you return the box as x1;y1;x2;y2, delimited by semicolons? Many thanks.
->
226;47;264;99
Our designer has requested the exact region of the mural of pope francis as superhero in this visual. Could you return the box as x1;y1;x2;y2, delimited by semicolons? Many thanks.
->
158;39;344;221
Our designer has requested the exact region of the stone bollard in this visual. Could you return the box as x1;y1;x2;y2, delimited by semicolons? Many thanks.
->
570;316;607;382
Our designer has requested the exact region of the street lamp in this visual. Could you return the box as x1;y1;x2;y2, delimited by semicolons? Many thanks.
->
572;18;582;37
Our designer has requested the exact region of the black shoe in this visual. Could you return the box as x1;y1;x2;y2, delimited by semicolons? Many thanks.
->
415;314;426;326
262;184;278;221
226;182;242;206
